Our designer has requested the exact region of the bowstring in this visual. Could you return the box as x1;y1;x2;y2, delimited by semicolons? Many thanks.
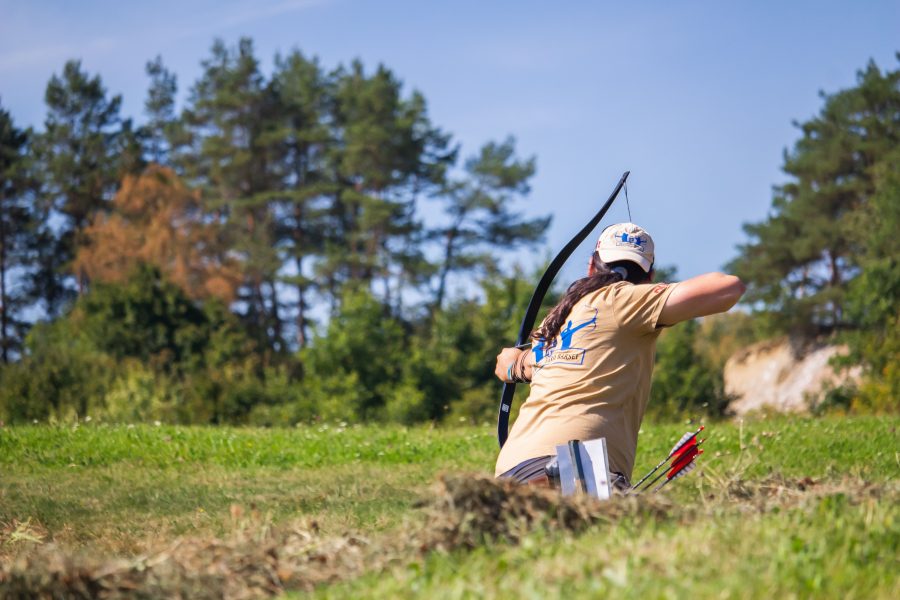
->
625;181;633;223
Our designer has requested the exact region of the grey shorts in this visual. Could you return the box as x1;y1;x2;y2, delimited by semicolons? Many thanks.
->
498;455;554;484
498;455;631;491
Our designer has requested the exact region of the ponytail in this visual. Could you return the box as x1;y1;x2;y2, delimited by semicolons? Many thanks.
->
531;253;651;344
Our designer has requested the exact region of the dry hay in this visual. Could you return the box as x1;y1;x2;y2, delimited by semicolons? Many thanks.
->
418;474;673;550
0;522;371;599
1;473;893;598
710;474;896;512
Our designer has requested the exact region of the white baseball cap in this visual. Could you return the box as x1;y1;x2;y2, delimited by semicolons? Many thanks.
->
595;223;655;272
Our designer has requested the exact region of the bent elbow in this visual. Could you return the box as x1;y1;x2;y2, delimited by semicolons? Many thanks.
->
722;275;746;308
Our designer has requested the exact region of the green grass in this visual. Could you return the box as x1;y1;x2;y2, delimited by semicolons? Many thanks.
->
1;416;898;597
0;423;495;552
314;494;898;599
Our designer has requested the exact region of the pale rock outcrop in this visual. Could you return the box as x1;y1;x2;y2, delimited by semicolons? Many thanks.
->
724;337;861;415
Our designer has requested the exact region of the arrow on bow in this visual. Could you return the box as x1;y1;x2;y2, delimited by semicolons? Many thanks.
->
497;170;630;448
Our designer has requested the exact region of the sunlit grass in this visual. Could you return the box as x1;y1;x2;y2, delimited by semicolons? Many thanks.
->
1;416;897;597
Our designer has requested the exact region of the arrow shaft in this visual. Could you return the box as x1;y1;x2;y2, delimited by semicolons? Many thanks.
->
653;476;676;493
635;467;669;493
629;455;671;491
653;455;700;493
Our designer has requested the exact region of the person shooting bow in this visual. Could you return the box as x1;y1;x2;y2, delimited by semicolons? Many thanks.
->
494;222;746;489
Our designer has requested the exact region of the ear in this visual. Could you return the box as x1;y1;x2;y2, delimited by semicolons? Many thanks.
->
647;269;655;283
587;259;597;277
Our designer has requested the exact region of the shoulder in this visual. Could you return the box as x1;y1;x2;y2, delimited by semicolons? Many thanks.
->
581;281;672;305
609;281;678;333
582;281;632;306
632;282;675;298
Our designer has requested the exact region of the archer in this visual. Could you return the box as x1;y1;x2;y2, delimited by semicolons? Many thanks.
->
494;222;745;489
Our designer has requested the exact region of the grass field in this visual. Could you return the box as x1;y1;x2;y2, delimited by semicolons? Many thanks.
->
1;416;898;598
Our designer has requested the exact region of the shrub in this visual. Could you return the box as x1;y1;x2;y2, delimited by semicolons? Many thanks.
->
102;362;183;422
0;322;116;423
648;319;730;420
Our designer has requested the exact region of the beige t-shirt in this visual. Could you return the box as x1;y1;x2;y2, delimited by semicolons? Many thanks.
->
495;280;677;479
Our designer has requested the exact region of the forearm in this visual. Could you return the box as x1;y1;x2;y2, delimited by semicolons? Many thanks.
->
494;347;535;383
658;272;746;325
516;348;535;382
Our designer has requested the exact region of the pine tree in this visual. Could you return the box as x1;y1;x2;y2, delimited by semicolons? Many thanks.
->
33;60;130;305
432;137;550;310
841;144;900;409
0;105;35;363
143;56;180;166
181;38;285;353
729;57;900;333
268;50;333;347
325;61;453;312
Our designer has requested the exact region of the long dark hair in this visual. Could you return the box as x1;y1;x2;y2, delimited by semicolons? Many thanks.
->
532;252;651;343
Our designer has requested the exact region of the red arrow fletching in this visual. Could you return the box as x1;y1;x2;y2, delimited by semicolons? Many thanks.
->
671;437;698;460
667;446;700;479
667;425;705;459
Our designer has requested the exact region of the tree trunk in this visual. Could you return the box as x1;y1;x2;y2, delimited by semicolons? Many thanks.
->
267;277;283;353
434;231;456;312
292;202;308;349
295;256;308;349
434;210;466;312
292;150;309;349
828;249;843;326
252;277;268;357
0;212;8;364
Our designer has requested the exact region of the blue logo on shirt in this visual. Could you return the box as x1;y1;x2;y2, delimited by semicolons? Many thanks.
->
533;310;597;367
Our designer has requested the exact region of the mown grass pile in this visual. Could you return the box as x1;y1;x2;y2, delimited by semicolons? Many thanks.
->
1;417;897;598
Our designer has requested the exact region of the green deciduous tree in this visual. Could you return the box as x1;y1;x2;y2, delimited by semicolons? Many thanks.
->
0;265;262;424
301;286;406;421
649;319;730;419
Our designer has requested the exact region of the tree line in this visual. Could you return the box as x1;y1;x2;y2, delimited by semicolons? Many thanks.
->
1;42;896;424
0;38;550;358
0;37;559;424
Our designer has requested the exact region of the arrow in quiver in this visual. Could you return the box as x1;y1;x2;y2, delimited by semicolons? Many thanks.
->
629;425;705;494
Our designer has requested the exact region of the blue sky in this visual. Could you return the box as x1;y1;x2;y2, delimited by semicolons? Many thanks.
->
1;0;898;285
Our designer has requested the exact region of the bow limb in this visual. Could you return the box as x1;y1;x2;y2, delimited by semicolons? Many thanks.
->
497;170;631;448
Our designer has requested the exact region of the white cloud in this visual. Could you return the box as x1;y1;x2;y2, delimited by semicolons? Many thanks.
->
0;37;117;73
0;0;333;73
171;0;334;40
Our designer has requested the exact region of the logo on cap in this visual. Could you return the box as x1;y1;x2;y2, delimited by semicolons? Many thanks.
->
616;233;646;249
